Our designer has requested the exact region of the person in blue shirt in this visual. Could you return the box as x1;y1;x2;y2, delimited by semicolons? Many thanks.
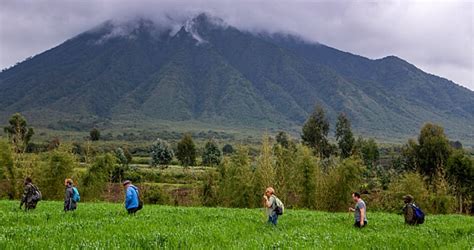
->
123;180;142;214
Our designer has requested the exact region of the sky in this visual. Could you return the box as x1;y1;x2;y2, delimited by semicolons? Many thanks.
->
0;0;473;90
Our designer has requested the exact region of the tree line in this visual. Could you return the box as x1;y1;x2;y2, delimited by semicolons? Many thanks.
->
0;110;473;214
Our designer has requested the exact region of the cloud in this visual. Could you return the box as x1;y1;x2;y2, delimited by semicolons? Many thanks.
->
0;0;472;90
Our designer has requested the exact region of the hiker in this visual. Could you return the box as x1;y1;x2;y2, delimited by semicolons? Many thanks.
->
402;195;424;225
263;187;284;225
64;179;78;212
349;192;367;228
123;180;142;214
19;177;41;211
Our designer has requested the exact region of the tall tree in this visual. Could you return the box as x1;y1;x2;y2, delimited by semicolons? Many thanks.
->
202;139;222;167
151;138;174;168
89;128;100;141
294;145;319;208
3;113;34;153
253;135;275;206
335;113;355;158
446;150;474;213
176;133;196;167
301;105;330;158
416;123;451;182
275;131;291;149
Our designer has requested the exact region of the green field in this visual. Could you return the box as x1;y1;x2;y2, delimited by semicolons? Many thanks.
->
0;201;472;249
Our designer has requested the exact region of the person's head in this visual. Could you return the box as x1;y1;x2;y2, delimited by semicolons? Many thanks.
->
352;192;361;202
24;177;32;185
65;178;73;186
403;195;414;204
265;187;275;198
123;180;131;189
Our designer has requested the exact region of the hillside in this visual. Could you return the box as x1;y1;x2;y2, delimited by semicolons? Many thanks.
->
0;14;473;143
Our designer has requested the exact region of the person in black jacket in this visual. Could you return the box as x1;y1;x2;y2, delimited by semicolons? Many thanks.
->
64;179;77;212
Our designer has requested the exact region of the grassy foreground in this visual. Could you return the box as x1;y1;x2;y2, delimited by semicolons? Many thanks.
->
0;200;473;249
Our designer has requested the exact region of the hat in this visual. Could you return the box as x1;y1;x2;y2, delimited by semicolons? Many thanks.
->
403;195;413;203
123;180;131;186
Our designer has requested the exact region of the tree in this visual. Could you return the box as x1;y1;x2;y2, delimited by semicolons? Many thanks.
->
294;145;319;208
273;143;296;206
253;135;275;206
38;145;76;200
416;123;451;182
275;131;291;148
202;139;222;166
222;144;234;155
150;138;174;167
176;133;196;167
446;150;474;213
355;137;379;168
0;140;15;199
218;146;254;208
113;147;130;183
335;113;355;158
81;153;116;200
301;105;330;158
89;128;100;141
4;113;34;153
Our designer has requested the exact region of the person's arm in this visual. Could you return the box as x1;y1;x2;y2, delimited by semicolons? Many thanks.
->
263;196;272;208
349;207;355;212
360;207;365;226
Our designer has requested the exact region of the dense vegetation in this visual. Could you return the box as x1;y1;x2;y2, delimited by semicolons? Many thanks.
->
1;112;472;215
0;200;472;249
1;14;473;142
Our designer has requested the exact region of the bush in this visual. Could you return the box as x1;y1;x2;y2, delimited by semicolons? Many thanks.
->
381;172;430;213
151;139;174;167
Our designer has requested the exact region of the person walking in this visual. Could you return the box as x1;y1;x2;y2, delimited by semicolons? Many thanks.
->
64;179;78;212
20;177;41;211
123;180;142;214
263;187;284;225
349;192;367;228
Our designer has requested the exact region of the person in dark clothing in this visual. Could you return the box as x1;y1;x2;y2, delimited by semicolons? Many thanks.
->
20;177;40;211
403;195;417;225
349;192;367;228
64;179;77;212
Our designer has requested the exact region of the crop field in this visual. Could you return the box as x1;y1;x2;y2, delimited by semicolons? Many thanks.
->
0;201;473;249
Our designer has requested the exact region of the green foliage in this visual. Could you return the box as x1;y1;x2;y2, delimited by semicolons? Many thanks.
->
218;146;254;208
81;153;117;200
273;144;296;206
293;145;319;208
202;170;219;207
446;150;474;213
275;131;291;149
37;145;76;200
355;137;379;168
301;105;330;158
201;139;222;167
335;113;355;158
253;135;275;206
222;144;234;155
416;123;451;182
176;134;196;167
382;172;431;212
3;113;34;153
150;138;174;167
89;128;100;141
0;200;473;248
319;157;364;212
0;140;15;198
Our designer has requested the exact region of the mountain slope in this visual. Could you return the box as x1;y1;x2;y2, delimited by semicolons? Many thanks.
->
0;14;473;142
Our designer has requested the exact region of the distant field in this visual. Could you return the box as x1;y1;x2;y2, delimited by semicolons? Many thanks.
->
0;201;472;249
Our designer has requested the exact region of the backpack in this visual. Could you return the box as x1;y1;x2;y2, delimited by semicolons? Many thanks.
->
412;204;425;224
31;185;42;202
72;187;80;202
132;186;143;210
273;196;284;215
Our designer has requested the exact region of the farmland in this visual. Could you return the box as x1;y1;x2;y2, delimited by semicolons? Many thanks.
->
0;200;472;249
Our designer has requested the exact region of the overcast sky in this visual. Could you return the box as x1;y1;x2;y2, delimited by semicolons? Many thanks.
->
1;0;473;90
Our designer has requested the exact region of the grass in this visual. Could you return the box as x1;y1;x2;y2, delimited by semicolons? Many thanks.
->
0;200;473;249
